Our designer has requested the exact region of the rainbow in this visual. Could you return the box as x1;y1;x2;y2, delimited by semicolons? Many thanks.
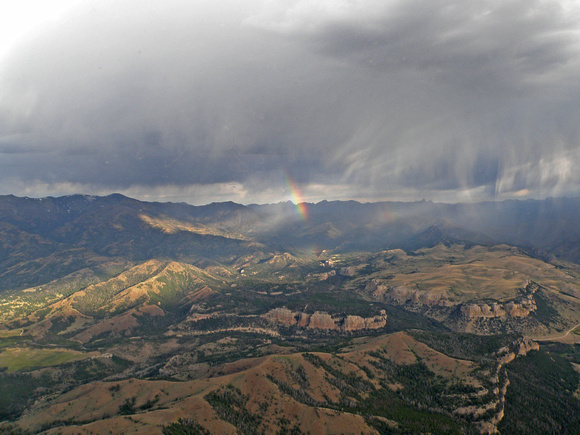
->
380;204;399;224
284;174;308;221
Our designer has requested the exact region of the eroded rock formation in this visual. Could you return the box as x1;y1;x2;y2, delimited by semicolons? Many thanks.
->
495;337;540;365
460;295;537;319
365;280;449;307
366;278;539;320
263;307;387;332
454;337;539;434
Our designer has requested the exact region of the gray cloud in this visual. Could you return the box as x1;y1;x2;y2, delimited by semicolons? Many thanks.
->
1;0;580;204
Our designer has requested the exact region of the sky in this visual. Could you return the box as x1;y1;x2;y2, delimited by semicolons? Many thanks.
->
1;0;580;205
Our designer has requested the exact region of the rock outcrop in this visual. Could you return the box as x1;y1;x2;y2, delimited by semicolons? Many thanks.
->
365;280;449;307
495;337;539;365
266;307;297;326
263;308;387;332
453;337;539;434
307;311;338;330
365;279;542;319
460;295;537;319
339;266;357;277
310;270;337;281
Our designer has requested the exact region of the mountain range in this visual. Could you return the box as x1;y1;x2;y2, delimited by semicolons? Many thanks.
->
0;194;578;434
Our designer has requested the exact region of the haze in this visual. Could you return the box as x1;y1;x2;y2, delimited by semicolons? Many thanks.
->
1;0;580;205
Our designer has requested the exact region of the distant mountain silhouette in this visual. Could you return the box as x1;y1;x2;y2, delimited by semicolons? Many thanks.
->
1;194;579;292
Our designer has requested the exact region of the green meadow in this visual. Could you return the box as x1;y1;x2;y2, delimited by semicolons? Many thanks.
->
0;347;91;372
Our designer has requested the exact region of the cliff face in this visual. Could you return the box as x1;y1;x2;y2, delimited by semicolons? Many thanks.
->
307;311;337;330
453;337;539;434
460;295;537;319
366;278;539;320
495;337;540;365
266;307;297;326
263;308;387;332
343;314;388;331
365;280;449;307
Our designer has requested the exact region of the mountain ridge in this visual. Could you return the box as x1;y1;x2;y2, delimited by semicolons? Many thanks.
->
3;193;579;262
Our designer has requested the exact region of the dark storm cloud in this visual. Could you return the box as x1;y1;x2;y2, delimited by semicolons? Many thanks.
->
1;0;579;203
248;0;580;197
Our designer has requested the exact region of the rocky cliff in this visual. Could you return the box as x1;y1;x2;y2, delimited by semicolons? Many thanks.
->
263;308;387;332
366;278;539;320
459;294;537;319
495;337;540;365
453;337;539;434
364;280;450;307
